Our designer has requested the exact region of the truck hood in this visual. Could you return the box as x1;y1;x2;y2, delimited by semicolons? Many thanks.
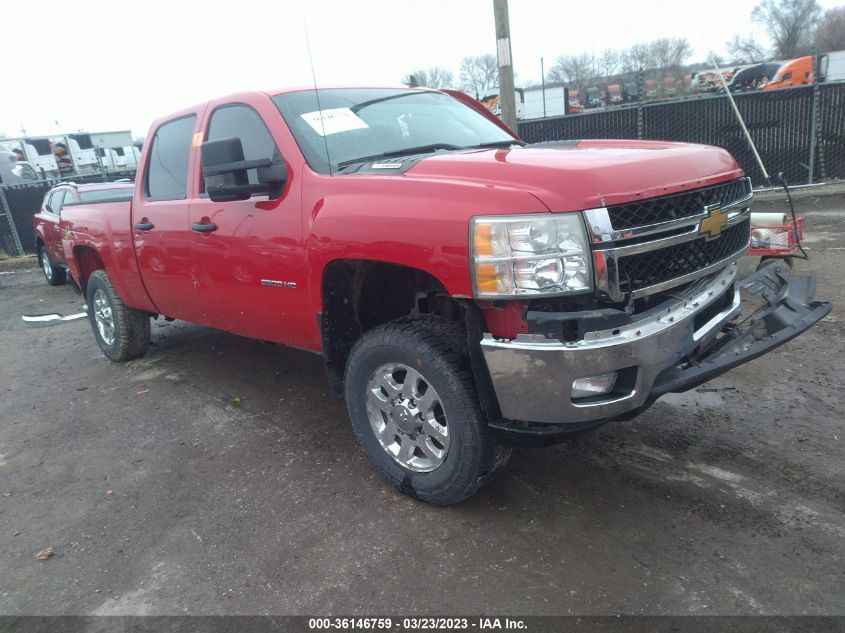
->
403;139;743;212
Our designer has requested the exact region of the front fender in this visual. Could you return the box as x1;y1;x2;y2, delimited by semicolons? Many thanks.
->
303;169;549;313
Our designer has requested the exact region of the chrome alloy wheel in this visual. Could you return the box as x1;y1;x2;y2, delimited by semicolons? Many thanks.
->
366;363;450;472
41;250;53;281
92;288;115;345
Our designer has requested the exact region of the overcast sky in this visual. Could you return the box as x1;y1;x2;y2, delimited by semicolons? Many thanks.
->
1;0;839;139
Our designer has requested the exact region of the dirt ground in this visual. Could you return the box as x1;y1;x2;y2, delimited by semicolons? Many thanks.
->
0;203;843;616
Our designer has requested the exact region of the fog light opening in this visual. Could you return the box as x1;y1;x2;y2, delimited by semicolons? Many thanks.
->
571;372;618;399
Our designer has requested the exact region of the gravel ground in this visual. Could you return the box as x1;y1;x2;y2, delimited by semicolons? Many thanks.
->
0;207;842;616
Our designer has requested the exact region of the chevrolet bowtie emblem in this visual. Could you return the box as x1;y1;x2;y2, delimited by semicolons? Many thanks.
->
699;206;728;239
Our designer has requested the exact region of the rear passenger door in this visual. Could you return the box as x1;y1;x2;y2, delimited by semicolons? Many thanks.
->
189;101;306;342
133;115;200;320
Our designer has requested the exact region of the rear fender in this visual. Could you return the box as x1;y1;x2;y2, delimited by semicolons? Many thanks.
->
68;237;156;313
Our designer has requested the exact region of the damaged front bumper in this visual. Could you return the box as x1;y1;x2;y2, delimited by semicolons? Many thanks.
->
479;261;830;438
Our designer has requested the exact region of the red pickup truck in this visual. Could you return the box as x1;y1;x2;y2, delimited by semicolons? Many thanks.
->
60;86;829;505
33;181;133;285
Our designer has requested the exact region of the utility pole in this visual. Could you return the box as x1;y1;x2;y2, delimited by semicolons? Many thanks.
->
493;0;517;132
540;57;546;118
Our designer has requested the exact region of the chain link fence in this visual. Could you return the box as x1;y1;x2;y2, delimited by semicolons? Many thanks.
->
519;82;845;189
816;83;845;182
0;187;25;258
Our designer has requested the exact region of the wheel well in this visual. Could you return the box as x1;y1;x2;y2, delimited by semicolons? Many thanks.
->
35;237;44;252
320;260;460;394
73;246;105;296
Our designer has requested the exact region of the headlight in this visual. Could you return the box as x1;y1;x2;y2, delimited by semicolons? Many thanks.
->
471;213;592;298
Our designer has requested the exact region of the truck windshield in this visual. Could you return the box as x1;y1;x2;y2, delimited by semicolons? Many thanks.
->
272;88;516;174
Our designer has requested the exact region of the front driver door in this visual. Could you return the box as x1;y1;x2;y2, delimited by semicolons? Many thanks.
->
188;100;307;344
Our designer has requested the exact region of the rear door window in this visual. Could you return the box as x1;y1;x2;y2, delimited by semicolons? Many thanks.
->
55;190;72;217
145;115;196;201
46;190;64;214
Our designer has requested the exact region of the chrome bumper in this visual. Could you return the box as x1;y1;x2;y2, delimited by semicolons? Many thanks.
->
480;262;829;425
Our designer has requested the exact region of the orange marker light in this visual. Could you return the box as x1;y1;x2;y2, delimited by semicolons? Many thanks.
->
476;264;501;293
475;223;493;257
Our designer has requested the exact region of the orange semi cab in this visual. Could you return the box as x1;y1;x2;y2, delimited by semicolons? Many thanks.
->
764;56;812;90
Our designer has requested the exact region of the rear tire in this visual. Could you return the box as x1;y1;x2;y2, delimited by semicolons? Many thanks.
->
344;315;506;506
85;269;151;361
39;246;66;286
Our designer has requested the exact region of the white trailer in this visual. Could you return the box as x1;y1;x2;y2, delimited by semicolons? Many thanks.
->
520;85;569;120
821;50;845;83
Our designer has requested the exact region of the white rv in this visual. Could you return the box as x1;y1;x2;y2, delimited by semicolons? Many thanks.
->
88;131;136;173
2;138;59;178
56;133;100;175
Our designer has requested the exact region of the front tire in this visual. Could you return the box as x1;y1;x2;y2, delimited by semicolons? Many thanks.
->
344;316;504;505
85;270;151;361
39;246;66;286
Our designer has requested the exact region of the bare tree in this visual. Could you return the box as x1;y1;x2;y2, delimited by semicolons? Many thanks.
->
459;54;499;97
815;5;845;53
727;35;769;63
649;37;693;75
621;42;657;72
401;67;455;90
546;53;596;94
708;50;726;67
619;38;691;78
597;49;621;78
650;38;673;71
668;38;694;68
752;0;822;58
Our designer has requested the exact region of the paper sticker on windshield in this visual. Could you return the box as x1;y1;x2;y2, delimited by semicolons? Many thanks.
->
301;108;368;136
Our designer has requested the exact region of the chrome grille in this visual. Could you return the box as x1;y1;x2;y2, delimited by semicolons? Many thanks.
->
617;220;750;295
607;178;752;230
586;177;753;302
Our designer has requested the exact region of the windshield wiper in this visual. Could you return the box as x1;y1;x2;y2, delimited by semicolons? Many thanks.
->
335;139;525;171
336;143;464;170
350;91;433;113
464;139;526;149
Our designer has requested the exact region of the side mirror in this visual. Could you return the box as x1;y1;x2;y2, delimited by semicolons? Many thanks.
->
201;137;287;202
